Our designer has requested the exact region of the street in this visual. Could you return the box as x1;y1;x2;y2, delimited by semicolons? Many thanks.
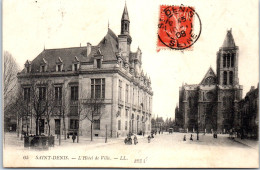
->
3;132;259;168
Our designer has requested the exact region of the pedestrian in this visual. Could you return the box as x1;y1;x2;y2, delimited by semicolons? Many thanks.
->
148;135;151;143
134;135;138;145
190;134;193;141
72;133;76;143
183;135;186;141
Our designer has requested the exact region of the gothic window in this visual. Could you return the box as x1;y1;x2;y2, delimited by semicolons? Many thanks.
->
124;23;127;31
231;53;235;67
223;71;227;85
223;54;226;67
227;53;230;67
229;71;233;85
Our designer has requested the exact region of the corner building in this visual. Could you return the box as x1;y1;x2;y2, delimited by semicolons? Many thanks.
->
179;30;243;133
17;4;153;138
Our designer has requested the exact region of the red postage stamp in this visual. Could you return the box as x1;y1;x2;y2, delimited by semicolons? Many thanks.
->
157;4;201;51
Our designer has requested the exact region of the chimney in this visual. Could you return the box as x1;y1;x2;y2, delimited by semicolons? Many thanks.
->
87;42;92;57
250;86;255;91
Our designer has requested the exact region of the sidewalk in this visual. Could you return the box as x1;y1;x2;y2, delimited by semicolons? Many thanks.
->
232;137;259;149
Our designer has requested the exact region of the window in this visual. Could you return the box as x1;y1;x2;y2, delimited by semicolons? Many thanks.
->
24;87;30;101
91;79;105;98
71;86;78;101
57;64;62;72
97;59;101;68
70;119;79;129
119;80;122;100
41;65;45;72
55;86;62;101
229;71;233;85
132;88;135;104
39;87;46;101
94;119;100;130
125;121;128;130
223;54;226;67
118;120;121;130
74;64;78;71
118;107;121;117
231;53;235;67
125;84;129;102
26;67;30;73
223;71;227;85
227;53;230;67
125;109;128;117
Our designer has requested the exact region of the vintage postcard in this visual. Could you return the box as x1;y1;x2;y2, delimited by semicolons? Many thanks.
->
3;0;259;168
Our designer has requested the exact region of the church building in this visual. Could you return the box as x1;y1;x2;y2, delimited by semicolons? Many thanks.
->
178;29;243;133
17;4;153;138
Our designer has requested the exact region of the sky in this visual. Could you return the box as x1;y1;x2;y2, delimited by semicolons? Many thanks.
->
3;0;259;120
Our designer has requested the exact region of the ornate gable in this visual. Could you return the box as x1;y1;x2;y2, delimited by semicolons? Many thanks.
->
200;67;217;85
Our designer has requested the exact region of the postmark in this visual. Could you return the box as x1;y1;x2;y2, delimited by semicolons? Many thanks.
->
157;4;202;51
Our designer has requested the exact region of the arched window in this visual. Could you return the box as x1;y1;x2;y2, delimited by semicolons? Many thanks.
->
231;53;235;67
223;71;227;85
125;23;127;31
227;53;230;67
229;71;233;85
223;54;226;67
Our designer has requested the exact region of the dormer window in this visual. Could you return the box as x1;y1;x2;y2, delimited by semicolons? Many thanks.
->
74;64;78;71
40;58;47;72
41;65;46;72
72;56;80;71
57;64;62;72
97;59;101;68
56;57;63;72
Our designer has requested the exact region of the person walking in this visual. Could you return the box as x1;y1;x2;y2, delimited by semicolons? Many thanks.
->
190;134;193;141
134;135;138;145
183;135;186;141
72;133;76;143
148;135;151;143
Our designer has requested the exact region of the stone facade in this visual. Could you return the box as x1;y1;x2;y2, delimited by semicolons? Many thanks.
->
178;29;243;133
17;4;153;138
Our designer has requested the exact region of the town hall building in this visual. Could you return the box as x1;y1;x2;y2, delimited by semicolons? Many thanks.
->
17;4;153;138
177;29;243;133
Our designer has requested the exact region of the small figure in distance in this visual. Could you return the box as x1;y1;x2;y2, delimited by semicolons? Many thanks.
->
148;135;151;143
183;135;186;141
190;134;193;141
72;133;76;143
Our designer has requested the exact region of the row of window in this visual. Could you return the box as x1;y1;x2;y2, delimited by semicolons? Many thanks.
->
23;79;106;101
223;53;235;68
69;119;100;130
26;59;104;73
223;71;233;85
119;79;152;111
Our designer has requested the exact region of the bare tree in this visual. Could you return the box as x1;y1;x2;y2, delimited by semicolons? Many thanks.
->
79;97;105;142
4;51;19;111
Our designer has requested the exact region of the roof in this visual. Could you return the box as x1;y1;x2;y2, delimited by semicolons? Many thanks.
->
121;3;130;21
222;29;236;48
200;67;217;85
24;28;119;73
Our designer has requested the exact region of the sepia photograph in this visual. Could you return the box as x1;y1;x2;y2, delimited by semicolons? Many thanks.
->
2;0;259;168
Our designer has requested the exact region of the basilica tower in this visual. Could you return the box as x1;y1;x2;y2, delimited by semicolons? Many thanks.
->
217;29;239;86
